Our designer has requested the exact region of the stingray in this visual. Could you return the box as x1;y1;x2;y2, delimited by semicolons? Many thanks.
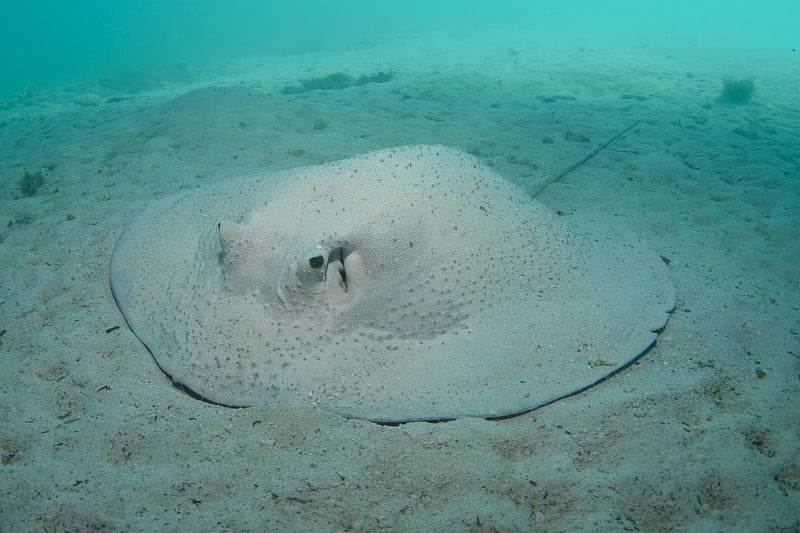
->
110;145;674;422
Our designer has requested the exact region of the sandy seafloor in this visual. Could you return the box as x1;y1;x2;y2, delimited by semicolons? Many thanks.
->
0;29;798;532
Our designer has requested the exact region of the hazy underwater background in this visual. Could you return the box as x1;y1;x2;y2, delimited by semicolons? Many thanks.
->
1;1;799;531
2;0;797;99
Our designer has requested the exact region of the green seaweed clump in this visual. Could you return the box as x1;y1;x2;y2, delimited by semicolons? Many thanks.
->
16;170;45;197
719;77;755;104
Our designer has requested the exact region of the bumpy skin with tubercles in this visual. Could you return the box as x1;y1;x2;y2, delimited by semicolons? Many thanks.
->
110;145;674;422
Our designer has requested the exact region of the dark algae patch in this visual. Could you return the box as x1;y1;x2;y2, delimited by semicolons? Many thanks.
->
718;77;755;104
564;130;591;143
281;71;394;94
16;170;45;197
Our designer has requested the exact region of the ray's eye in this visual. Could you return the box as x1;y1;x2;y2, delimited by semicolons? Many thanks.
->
309;255;324;269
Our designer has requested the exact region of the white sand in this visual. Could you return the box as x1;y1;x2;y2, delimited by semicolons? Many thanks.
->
1;29;798;531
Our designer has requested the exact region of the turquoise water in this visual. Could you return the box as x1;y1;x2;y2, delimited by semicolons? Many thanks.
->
1;0;797;99
1;1;799;530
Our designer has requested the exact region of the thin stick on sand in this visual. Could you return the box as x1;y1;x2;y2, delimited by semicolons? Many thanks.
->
530;122;639;198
